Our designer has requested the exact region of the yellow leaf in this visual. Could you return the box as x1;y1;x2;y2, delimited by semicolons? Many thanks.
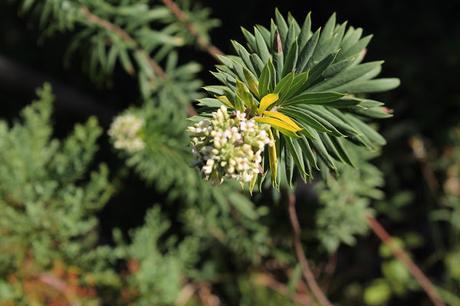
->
217;96;234;108
268;129;277;183
262;111;302;131
258;93;279;114
249;174;258;194
255;116;300;133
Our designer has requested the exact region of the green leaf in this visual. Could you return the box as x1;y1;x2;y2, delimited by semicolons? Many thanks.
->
119;47;134;75
285;20;298;59
310;61;384;91
283;71;310;100
197;98;222;108
320;13;337;42
282;41;299;77
340;27;363;51
285;136;307;178
250;53;265;73
274;72;295;98
310;130;337;170
326;98;361;108
287;13;301;37
216;96;234;108
312;19;340;63
357;98;385;108
243;67;259;96
228;193;258;219
254;27;271;63
236;80;256;110
255;25;272;49
241;26;257;51
334;78;400;93
298;12;312;50
330;137;355;166
305;51;338;86
282;107;332;134
346;115;386;146
319;133;344;163
203;85;231;96
285;144;295;186
308;107;361;137
258;60;274;96
299;136;319;170
283;92;345;106
232;40;257;74
337;34;373;62
285;106;343;136
353;106;393;119
297;29;320;71
364;280;391;306
322;56;357;77
275;8;289;43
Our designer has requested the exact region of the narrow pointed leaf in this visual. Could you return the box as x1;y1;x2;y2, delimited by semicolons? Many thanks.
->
268;129;278;183
263;111;302;131
258;60;274;96
258;93;279;113
298;29;320;71
255;116;300;134
334;78;400;93
216;96;234;108
282;41;299;77
283;92;345;106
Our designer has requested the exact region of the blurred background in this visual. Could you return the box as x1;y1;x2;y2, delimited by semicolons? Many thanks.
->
0;0;459;305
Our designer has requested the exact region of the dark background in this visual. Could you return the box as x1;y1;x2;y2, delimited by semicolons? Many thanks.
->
1;0;459;304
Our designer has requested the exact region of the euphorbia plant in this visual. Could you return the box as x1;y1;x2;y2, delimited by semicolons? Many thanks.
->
189;10;399;191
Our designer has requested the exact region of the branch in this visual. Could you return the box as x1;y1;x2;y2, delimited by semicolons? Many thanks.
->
175;283;196;306
196;283;222;306
366;215;446;306
38;274;81;306
253;272;312;305
79;5;198;116
286;192;333;306
80;6;165;78
161;0;223;59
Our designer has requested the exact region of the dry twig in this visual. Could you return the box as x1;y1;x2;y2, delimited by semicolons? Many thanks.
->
367;215;445;306
161;0;223;59
287;192;333;306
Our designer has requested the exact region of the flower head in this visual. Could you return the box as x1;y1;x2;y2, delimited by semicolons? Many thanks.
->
188;106;273;184
108;114;145;153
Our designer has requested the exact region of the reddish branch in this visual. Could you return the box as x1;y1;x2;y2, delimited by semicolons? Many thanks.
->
80;5;199;116
161;0;223;59
253;273;312;305
38;274;82;306
175;284;196;306
196;283;222;306
80;6;166;78
366;215;445;306
287;193;333;306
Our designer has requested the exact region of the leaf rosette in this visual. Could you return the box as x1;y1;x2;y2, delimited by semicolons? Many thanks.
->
191;10;400;189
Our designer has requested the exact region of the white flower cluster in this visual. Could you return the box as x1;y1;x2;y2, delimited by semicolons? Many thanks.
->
108;114;145;153
188;106;273;184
